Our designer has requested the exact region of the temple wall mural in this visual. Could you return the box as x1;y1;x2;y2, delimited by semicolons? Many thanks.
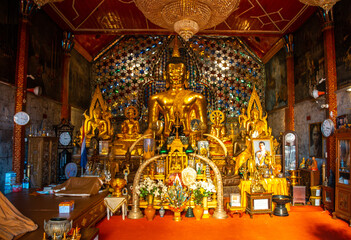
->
69;49;92;110
265;48;287;112
27;11;63;102
334;0;351;89
93;36;265;121
294;13;325;103
0;0;19;84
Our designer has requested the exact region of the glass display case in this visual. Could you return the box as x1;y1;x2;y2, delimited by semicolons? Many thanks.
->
333;131;351;226
282;131;298;176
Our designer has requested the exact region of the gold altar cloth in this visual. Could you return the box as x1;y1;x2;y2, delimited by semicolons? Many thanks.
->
239;178;290;210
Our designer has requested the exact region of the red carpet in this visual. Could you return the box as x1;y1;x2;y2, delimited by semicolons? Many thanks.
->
96;206;351;240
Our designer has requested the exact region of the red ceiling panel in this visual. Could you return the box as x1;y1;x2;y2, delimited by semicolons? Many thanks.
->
44;0;316;60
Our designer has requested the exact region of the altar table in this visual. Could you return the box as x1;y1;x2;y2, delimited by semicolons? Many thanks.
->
239;178;290;210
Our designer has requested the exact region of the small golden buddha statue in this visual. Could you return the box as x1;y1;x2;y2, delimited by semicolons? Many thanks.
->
299;157;306;169
85;106;110;140
238;107;248;128
210;110;227;139
222;157;236;176
246;108;267;137
144;40;207;136
119;106;141;139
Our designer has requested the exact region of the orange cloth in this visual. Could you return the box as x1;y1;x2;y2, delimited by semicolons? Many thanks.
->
0;191;38;240
239;177;290;210
54;177;103;196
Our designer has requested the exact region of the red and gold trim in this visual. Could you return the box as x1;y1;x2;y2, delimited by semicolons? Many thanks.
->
13;18;30;183
321;9;337;174
284;34;295;131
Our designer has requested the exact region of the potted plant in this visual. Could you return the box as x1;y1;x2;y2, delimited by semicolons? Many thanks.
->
190;180;216;220
135;177;167;221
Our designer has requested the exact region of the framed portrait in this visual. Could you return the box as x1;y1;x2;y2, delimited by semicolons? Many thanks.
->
252;139;273;166
309;123;323;158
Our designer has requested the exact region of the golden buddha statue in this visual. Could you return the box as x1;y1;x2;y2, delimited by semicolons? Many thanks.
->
209;110;227;140
85;107;110;140
113;106;143;156
144;41;207;137
119;106;141;139
238;107;248;128
81;86;113;147
246;108;268;138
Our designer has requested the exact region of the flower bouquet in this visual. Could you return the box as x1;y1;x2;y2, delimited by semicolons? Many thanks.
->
135;177;168;221
189;180;216;205
135;177;167;204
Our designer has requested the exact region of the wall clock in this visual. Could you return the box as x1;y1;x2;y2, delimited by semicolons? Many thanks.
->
321;118;335;137
14;111;30;125
59;131;71;146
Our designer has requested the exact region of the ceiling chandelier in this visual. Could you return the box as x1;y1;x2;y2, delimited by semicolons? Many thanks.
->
299;0;339;12
134;0;240;41
33;0;63;8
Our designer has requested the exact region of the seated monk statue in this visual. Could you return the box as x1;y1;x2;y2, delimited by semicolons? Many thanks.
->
246;108;267;137
233;128;248;157
222;157;236;176
234;131;252;175
144;42;207;137
85;107;110;140
310;156;318;171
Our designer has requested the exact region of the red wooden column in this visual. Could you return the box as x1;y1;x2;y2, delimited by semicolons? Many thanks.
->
13;1;35;183
60;32;74;121
284;34;295;131
321;9;337;174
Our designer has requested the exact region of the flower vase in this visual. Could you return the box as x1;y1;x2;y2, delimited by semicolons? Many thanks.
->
202;197;210;218
159;206;165;217
193;204;204;221
145;195;156;221
173;209;182;222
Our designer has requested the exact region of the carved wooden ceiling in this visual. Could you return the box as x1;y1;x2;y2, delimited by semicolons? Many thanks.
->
44;0;316;61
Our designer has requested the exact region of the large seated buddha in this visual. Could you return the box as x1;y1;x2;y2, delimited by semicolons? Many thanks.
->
144;44;207;137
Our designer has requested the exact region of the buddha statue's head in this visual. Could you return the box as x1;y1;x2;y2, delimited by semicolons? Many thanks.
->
166;57;187;88
165;37;188;89
93;107;102;120
251;108;259;120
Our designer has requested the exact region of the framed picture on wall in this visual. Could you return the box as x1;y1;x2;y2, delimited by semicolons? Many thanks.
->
309;122;323;159
337;115;348;129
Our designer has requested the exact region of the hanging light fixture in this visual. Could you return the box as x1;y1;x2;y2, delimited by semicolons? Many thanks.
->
299;0;340;12
33;0;63;9
134;0;240;41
